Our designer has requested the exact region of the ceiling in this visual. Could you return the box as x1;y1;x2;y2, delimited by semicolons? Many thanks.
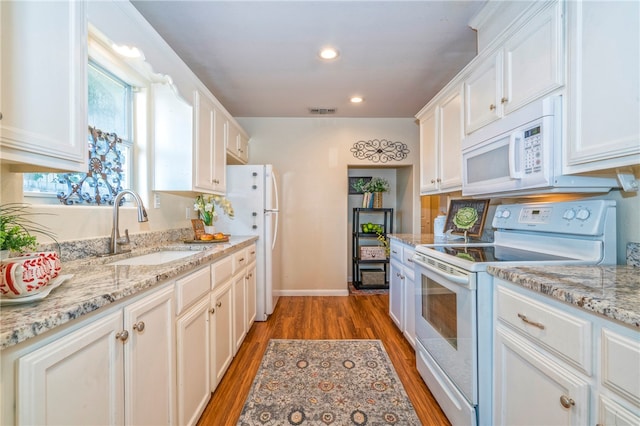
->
132;1;486;118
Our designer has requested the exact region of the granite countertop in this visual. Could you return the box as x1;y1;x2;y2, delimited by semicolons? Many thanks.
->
0;236;257;350
487;265;640;329
388;234;435;247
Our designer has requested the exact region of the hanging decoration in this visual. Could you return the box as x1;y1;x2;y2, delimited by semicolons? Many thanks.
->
57;127;124;205
350;139;410;163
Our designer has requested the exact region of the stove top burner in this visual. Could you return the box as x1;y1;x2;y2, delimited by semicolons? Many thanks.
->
427;244;576;263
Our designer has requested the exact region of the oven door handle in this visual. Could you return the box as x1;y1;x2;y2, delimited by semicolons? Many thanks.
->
412;256;470;286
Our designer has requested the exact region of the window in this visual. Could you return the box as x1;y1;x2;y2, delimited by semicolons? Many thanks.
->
23;62;134;204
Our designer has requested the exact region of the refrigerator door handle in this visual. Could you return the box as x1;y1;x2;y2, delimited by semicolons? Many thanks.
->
270;170;279;251
271;170;279;211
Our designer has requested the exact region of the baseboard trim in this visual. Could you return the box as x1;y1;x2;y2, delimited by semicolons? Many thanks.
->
274;289;350;297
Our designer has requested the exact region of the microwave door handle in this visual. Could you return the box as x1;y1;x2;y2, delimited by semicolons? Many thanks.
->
509;131;524;179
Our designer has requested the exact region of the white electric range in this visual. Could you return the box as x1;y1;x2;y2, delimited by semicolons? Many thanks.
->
412;199;617;426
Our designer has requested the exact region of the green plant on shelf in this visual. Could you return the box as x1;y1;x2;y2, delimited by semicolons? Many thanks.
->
375;231;390;257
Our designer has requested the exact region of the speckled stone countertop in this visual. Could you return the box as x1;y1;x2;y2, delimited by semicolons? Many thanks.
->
388;234;435;247
0;236;257;350
488;265;640;329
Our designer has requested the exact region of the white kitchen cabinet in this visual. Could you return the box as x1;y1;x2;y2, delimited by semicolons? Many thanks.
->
210;280;233;391
494;323;590;426
176;297;211;426
564;0;640;173
17;285;175;426
493;277;640;426
0;0;88;172
227;121;250;164
232;269;247;353
194;90;226;194
175;266;212;426
465;1;563;134
246;260;257;328
418;83;463;195
388;239;416;348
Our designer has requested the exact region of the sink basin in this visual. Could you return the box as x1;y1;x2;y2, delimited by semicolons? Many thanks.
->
109;251;195;266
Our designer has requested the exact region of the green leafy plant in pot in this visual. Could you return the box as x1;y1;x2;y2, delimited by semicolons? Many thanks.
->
363;177;389;208
0;203;57;258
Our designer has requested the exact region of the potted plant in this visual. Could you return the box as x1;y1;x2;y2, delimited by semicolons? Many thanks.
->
363;177;389;208
194;195;235;234
0;204;57;259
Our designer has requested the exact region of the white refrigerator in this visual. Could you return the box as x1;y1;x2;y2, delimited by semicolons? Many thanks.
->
215;165;281;321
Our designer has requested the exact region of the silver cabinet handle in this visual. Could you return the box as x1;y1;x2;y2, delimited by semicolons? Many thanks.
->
517;313;545;330
209;307;215;314
407;258;414;263
115;330;129;342
489;104;496;111
501;97;509;104
391;250;398;254
133;321;145;332
559;395;575;409
216;301;222;308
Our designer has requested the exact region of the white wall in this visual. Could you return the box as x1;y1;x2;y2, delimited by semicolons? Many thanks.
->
237;117;420;295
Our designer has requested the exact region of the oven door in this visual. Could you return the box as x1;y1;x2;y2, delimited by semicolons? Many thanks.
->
413;254;478;405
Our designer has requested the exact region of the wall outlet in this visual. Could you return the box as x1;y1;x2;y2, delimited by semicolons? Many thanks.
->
186;207;191;220
153;193;161;208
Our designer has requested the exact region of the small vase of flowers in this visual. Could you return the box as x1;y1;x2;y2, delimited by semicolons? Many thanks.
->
363;177;389;208
194;195;235;234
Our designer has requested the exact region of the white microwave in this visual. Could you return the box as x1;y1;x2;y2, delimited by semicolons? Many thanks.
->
461;96;618;197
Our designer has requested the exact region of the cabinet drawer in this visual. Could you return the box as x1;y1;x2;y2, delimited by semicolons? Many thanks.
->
175;266;211;316
246;244;257;264
233;249;248;271
390;241;403;261
601;328;640;406
496;285;592;374
212;256;233;289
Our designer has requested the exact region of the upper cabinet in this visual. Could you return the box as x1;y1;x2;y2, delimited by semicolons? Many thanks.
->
227;122;250;165
564;0;640;173
418;83;463;194
465;1;564;134
194;90;226;194
0;0;88;172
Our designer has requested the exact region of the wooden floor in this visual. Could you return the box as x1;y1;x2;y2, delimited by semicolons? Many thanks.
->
197;294;451;425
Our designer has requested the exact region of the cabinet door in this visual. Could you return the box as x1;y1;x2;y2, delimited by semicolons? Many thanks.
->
598;395;640;426
194;90;215;192
246;261;257;328
211;106;227;193
465;51;503;134
419;108;438;193
176;297;210;426
238;133;250;163
210;282;233;390
402;271;416;348
232;270;247;353
17;311;124;425
0;0;88;171
438;86;463;191
494;324;589;426
503;1;563;115
124;285;175;426
389;258;403;330
565;0;640;173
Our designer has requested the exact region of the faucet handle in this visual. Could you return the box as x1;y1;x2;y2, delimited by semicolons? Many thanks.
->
117;229;131;246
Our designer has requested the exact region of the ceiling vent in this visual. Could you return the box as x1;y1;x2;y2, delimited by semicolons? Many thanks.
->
309;107;337;115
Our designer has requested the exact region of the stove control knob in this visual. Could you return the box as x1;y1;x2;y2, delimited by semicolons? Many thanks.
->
563;209;576;220
501;210;511;219
576;208;590;221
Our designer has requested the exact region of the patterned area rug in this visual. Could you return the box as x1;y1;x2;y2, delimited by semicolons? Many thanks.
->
348;282;389;295
237;339;420;425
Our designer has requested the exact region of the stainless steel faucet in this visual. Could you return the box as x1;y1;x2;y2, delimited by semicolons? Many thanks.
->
110;190;148;255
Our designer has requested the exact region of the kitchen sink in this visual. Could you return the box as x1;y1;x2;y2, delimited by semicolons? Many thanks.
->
109;250;196;266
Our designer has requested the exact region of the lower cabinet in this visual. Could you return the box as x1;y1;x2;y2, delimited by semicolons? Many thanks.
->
17;285;175;425
493;278;640;426
232;269;247;353
246;261;257;328
176;297;211;426
210;280;233;391
388;239;416;348
494;323;589;426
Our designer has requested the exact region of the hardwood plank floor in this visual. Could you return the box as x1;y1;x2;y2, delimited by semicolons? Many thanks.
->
197;294;450;425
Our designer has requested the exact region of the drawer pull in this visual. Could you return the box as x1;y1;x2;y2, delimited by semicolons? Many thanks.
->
210;307;215;314
132;321;145;332
407;258;413;263
517;313;545;330
216;301;222;308
489;103;496;111
239;257;245;262
559;395;575;409
391;250;398;254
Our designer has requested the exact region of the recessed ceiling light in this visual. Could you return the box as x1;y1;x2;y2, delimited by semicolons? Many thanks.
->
112;43;142;58
319;47;339;60
350;96;364;103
